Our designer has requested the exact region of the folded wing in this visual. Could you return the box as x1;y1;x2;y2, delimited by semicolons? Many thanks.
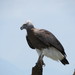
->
33;29;66;56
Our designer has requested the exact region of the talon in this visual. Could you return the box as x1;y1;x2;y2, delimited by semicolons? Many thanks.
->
42;60;45;66
37;59;45;66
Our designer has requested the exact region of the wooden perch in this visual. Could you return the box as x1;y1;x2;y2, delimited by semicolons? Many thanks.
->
31;60;44;75
73;70;75;75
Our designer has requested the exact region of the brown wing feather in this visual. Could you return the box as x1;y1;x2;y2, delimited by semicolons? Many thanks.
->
33;29;66;55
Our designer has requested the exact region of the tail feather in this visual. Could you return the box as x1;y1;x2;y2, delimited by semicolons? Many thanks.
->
60;58;69;65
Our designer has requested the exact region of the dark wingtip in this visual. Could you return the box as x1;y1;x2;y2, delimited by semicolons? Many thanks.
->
60;58;69;65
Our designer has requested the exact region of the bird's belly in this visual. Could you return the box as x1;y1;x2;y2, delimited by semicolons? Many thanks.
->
36;47;64;61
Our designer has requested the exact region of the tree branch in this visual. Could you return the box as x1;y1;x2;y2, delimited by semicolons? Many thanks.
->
73;70;75;75
31;60;44;75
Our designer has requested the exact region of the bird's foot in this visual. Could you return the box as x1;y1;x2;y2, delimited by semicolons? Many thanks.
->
36;60;45;66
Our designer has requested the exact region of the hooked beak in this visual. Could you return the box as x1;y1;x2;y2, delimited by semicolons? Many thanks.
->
20;26;24;30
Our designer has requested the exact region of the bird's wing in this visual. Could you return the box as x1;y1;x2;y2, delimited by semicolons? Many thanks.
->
33;29;66;55
26;35;35;49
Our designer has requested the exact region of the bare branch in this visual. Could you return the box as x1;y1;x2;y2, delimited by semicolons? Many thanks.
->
31;60;44;75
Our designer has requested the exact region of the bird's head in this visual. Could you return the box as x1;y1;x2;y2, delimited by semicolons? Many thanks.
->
20;20;34;30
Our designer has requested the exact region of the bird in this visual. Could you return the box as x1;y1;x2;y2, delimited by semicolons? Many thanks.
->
20;21;69;65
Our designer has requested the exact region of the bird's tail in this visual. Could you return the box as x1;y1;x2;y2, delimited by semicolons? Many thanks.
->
60;57;69;65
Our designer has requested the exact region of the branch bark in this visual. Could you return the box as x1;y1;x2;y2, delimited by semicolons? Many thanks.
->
31;61;44;75
73;70;75;75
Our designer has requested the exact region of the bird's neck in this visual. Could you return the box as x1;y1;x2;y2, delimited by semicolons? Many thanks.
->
27;28;34;36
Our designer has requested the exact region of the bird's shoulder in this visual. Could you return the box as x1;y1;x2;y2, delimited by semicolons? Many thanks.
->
32;28;55;39
32;28;51;35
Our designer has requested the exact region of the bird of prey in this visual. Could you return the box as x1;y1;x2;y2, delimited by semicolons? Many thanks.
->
20;21;69;65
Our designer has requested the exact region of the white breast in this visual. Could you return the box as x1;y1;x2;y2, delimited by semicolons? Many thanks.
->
36;47;64;61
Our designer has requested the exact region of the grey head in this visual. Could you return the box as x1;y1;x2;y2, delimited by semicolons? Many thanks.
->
20;21;34;30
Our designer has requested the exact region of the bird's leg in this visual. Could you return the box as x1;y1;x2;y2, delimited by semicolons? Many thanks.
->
37;54;45;66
